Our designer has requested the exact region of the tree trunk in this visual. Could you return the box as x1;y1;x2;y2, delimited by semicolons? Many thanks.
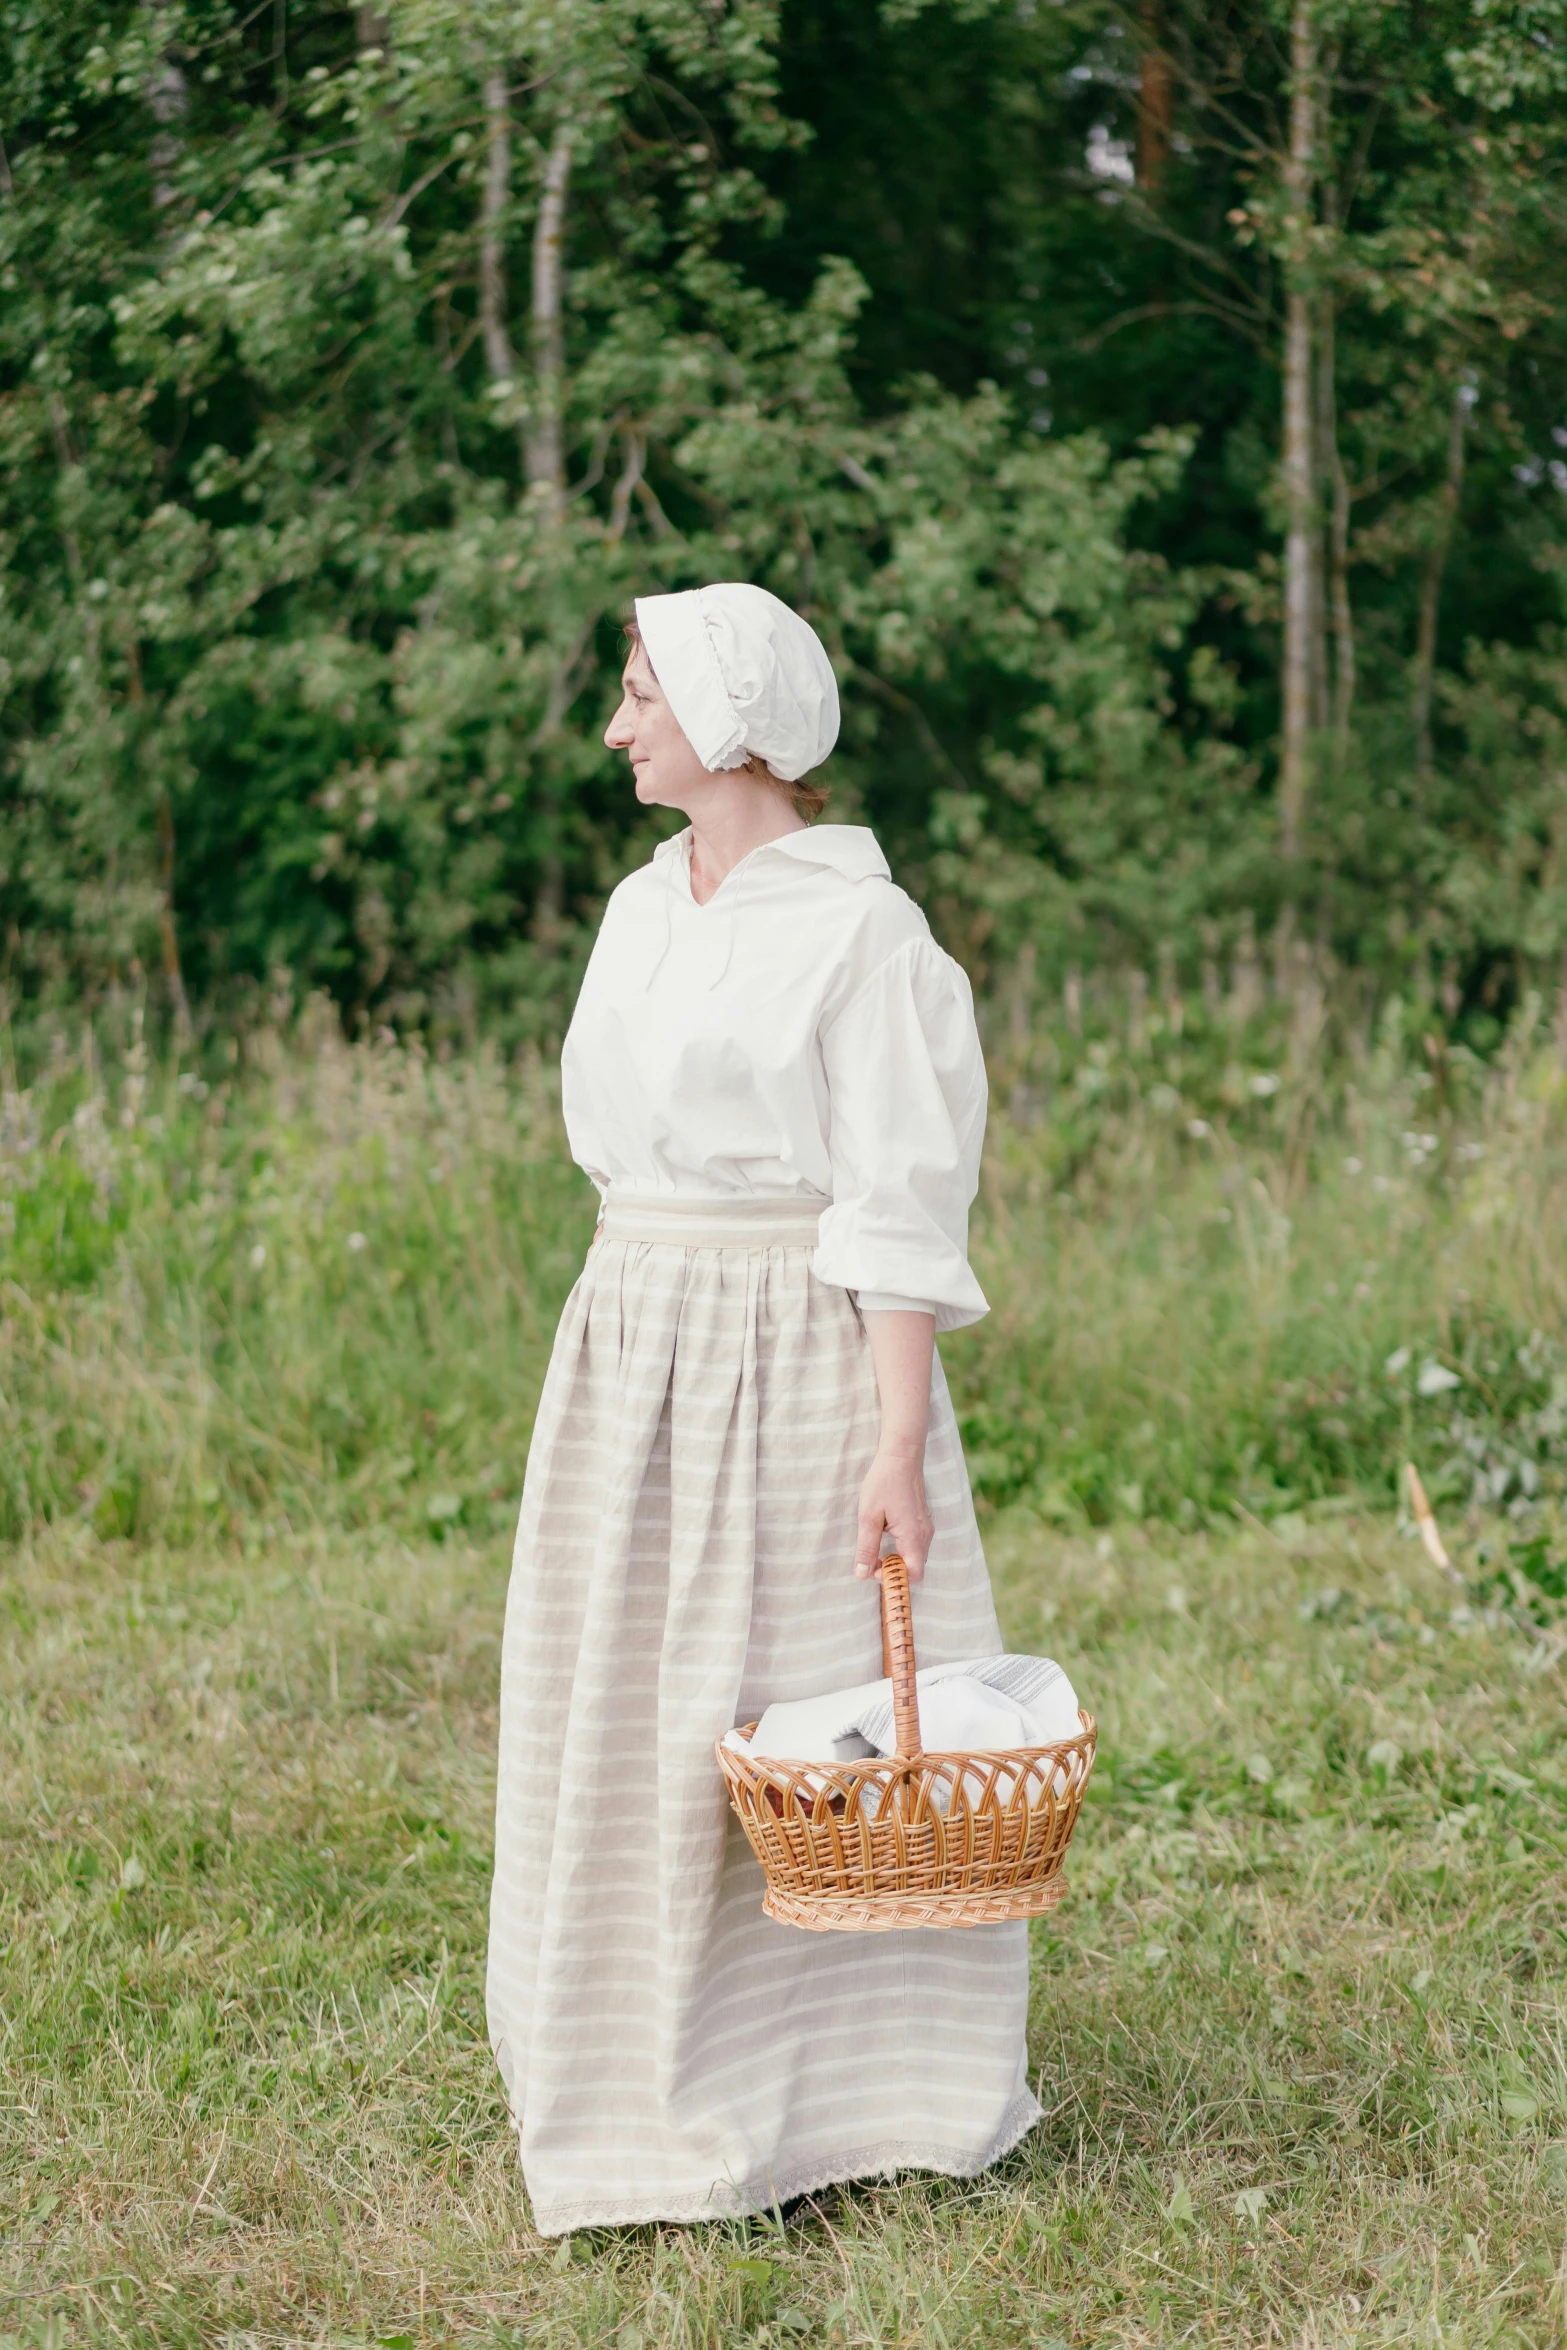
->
1316;289;1355;748
479;63;535;484
606;430;645;542
526;117;575;943
1313;71;1354;752
1327;423;1353;749
476;91;575;945
1307;361;1328;738
1412;382;1471;778
356;6;389;50
1278;0;1318;860
479;68;518;386
1136;1;1173;194
144;1;188;224
527;120;573;517
1305;59;1335;737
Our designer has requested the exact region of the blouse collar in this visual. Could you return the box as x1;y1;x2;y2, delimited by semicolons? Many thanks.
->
641;826;890;994
652;824;890;889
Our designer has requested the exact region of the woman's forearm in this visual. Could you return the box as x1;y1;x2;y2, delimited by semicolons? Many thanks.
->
862;1308;936;1453
855;1308;937;1579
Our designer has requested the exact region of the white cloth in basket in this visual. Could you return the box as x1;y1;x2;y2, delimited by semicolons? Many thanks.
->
730;1653;1081;1763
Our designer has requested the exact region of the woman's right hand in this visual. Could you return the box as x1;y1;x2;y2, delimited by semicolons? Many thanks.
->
854;1437;934;1583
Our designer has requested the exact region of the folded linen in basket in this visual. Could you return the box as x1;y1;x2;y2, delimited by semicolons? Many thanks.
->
728;1652;1081;1764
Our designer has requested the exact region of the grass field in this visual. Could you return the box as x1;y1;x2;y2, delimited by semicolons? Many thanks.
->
2;995;1567;2346
4;1511;1565;2348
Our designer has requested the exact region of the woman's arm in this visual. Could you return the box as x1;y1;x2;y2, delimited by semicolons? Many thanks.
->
854;1308;937;1582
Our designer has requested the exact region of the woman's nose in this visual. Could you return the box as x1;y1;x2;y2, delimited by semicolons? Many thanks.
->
604;699;634;750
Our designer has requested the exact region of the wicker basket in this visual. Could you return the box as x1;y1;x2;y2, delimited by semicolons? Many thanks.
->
716;1555;1097;1932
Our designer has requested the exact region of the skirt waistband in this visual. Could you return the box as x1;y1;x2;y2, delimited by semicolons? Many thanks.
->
597;1188;825;1250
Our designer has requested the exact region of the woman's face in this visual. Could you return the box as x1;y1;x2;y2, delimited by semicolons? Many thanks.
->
603;647;710;810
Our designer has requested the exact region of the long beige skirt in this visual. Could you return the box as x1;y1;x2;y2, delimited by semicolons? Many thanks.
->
486;1193;1039;2234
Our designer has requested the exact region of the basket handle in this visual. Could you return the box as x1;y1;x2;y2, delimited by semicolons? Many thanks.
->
877;1553;922;1759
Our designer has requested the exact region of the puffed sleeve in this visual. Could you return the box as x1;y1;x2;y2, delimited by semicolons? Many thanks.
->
812;936;989;1332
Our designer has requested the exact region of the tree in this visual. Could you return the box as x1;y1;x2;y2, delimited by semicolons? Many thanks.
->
2;0;1567;1035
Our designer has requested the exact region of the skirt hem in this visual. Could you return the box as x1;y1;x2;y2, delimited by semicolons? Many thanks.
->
523;2086;1043;2237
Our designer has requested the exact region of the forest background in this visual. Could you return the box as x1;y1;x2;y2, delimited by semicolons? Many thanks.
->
4;0;1567;1045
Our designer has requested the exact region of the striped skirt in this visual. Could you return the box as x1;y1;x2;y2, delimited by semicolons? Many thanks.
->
485;1191;1039;2234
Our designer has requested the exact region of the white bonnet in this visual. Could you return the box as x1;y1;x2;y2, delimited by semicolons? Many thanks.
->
632;582;840;784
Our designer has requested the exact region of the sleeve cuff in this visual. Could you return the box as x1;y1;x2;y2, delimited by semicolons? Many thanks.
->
854;1290;939;1319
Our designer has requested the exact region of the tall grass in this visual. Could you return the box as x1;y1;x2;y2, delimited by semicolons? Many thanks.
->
0;1007;588;1547
1;981;1565;1564
963;982;1567;1542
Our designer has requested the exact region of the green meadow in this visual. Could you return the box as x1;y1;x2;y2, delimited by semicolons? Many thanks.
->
2;991;1566;2346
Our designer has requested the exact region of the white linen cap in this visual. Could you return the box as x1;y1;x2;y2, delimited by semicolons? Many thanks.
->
632;582;840;783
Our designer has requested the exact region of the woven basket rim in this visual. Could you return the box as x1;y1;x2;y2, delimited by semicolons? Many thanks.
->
720;1706;1097;1776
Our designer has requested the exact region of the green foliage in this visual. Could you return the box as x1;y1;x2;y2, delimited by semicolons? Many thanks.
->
2;0;1567;1030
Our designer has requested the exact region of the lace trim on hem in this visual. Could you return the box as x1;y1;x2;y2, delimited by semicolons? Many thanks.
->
521;2088;1042;2238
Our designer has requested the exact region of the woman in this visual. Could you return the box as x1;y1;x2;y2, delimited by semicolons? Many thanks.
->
486;582;1038;2233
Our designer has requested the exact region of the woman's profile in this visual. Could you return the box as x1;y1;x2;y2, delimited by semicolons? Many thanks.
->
485;582;1037;2232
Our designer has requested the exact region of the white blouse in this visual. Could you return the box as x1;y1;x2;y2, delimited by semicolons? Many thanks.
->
561;825;990;1331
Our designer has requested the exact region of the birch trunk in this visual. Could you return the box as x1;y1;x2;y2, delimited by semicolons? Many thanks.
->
478;62;536;489
474;67;564;939
1413;383;1471;777
527;121;573;518
525;119;576;943
1278;0;1317;860
144;0;187;224
479;69;518;384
